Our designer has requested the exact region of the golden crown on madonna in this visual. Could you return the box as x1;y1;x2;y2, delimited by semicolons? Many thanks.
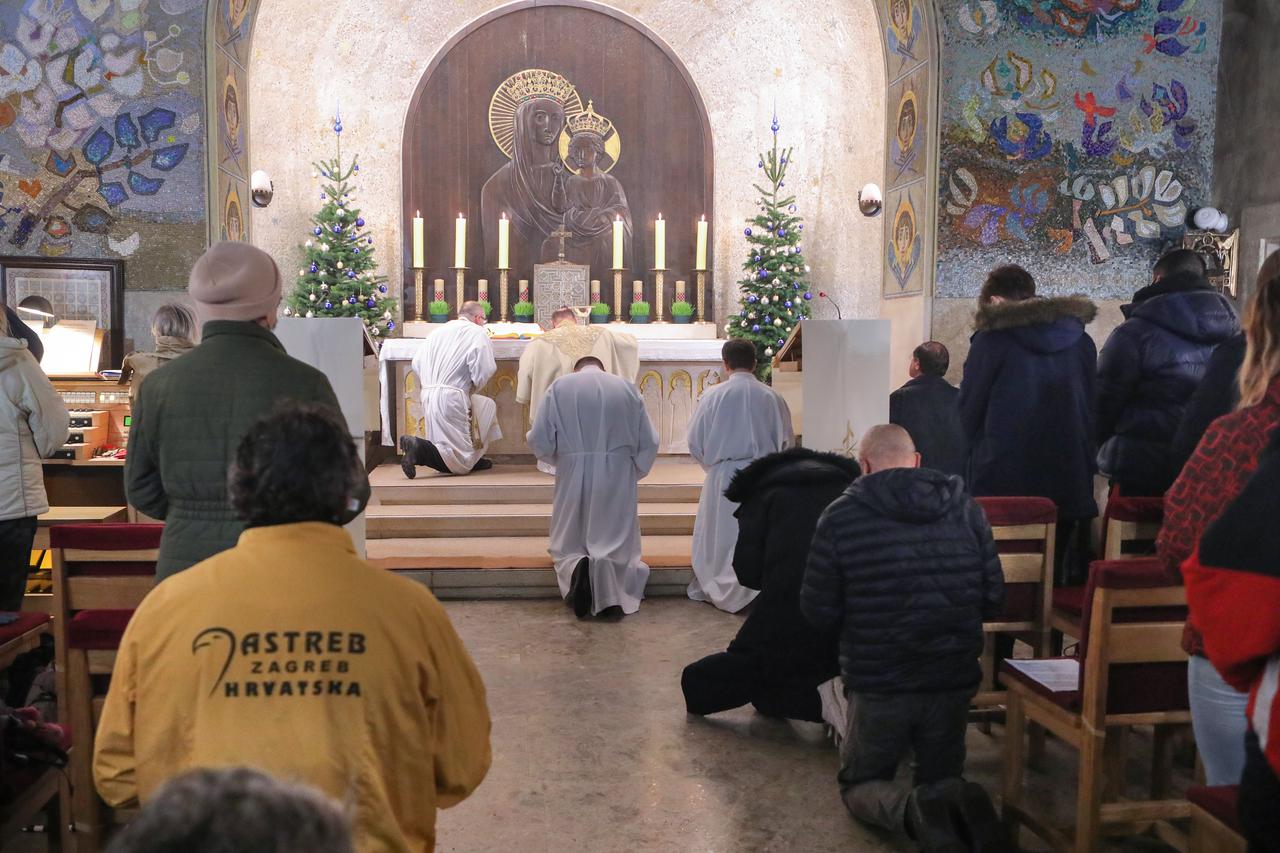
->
566;100;613;138
498;69;578;107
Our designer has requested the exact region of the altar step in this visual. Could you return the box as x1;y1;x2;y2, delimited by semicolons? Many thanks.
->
368;462;704;505
366;502;696;539
367;535;694;600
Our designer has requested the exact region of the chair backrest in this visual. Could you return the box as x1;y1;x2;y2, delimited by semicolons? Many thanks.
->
1078;559;1188;723
1102;495;1164;559
51;524;161;622
976;497;1057;634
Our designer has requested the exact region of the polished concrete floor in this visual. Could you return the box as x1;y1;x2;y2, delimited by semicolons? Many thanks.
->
13;598;1187;852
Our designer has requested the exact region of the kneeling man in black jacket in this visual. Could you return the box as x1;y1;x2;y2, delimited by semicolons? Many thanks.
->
801;425;1006;853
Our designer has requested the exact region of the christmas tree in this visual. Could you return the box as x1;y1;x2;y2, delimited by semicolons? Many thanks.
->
727;112;813;378
284;110;395;338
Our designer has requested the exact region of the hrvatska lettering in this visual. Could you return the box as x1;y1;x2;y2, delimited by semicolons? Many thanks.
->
191;627;368;699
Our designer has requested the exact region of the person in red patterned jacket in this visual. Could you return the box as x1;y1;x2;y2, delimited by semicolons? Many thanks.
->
1184;426;1280;850
1157;249;1280;787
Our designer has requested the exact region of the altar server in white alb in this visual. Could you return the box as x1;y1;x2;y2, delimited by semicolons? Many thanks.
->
527;356;659;619
401;302;502;477
687;339;794;612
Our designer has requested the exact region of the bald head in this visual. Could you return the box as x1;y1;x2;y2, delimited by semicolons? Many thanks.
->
459;301;487;324
552;307;576;327
858;424;920;474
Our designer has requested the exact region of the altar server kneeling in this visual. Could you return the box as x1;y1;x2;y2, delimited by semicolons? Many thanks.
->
402;301;501;477
687;339;794;612
528;356;659;618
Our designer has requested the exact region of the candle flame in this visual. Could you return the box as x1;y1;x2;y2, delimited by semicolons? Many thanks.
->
658;213;663;220
415;210;420;217
700;214;706;221
501;212;507;220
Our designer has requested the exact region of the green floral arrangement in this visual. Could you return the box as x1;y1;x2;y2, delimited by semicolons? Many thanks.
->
477;300;492;318
590;302;610;316
629;301;651;317
428;300;450;316
513;300;535;318
671;301;694;316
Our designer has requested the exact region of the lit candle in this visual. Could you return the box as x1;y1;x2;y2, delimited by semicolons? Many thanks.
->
612;216;624;268
498;213;510;269
412;210;424;269
654;214;666;270
454;213;466;268
478;278;489;302
695;215;708;270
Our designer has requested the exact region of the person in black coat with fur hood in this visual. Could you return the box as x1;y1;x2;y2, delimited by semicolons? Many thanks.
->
681;447;859;723
958;264;1099;585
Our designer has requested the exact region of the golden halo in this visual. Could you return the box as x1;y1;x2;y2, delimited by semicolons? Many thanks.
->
558;102;622;175
224;186;244;242
222;73;242;138
891;196;917;270
895;89;918;149
489;69;583;159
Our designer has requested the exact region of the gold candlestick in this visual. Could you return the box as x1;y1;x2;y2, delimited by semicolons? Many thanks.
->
696;270;708;323
653;269;666;323
499;269;510;321
452;267;467;317
414;268;424;321
612;269;624;322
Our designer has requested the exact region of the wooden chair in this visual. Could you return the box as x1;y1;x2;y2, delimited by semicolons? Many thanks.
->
1049;495;1163;641
973;497;1057;710
0;611;69;850
1187;785;1247;853
51;524;160;853
1000;558;1191;853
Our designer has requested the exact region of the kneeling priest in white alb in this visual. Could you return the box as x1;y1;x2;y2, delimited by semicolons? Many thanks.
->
527;356;659;618
687;338;794;612
401;301;501;477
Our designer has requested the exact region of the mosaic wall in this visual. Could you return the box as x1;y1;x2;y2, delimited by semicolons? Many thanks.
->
211;0;258;244
935;0;1222;298
880;0;936;298
0;0;208;291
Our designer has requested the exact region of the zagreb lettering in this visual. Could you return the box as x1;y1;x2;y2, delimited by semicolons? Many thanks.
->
191;627;367;699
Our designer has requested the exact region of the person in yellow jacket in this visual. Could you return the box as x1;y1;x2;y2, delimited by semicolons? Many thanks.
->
93;402;491;852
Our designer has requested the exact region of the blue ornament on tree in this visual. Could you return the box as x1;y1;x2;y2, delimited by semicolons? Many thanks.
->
333;224;342;233
757;160;763;168
757;269;768;280
788;204;796;213
346;270;356;279
378;284;388;293
309;263;318;273
313;226;322;236
744;227;752;237
747;294;758;304
803;292;813;300
386;319;394;330
784;300;793;308
753;255;761;263
366;298;376;309
777;339;785;346
367;237;374;244
778;228;786;237
356;217;365;227
347;295;357;305
797;224;804;231
771;117;780;133
752;324;760;333
353;248;361;254
323;300;333;310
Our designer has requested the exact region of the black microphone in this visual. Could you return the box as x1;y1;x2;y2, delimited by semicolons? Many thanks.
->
818;291;842;320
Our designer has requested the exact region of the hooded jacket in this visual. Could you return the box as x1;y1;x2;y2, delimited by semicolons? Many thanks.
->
120;336;196;404
889;374;966;477
958;296;1100;519
1096;271;1238;493
800;467;1004;694
0;337;69;521
723;447;859;680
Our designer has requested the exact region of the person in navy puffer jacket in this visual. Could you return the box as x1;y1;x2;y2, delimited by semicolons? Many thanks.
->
1097;249;1239;496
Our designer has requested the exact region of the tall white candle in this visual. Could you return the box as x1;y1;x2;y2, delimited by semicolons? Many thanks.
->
454;213;466;268
412;211;424;269
612;216;624;268
695;215;708;270
654;214;666;270
498;213;510;269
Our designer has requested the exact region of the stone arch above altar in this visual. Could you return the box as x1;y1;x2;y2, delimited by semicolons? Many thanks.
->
400;1;714;323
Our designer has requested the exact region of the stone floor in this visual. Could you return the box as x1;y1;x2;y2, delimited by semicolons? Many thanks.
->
12;598;1188;852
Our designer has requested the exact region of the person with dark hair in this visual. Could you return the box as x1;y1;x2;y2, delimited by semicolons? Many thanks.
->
95;402;492;851
959;264;1099;585
1169;332;1246;476
1184;427;1280;850
0;308;68;611
889;341;966;477
528;355;659;618
801;425;1005;850
682;447;857;722
119;303;197;404
1095;249;1238;495
3;306;42;363
125;242;369;580
105;767;353;853
686;338;794;612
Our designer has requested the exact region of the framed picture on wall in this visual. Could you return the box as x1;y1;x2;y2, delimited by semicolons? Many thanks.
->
0;256;125;373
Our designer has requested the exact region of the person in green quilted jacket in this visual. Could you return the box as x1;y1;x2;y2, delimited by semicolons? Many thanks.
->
125;242;370;580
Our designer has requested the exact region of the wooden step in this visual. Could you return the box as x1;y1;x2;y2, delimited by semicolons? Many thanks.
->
367;534;693;571
366;503;697;539
370;461;705;506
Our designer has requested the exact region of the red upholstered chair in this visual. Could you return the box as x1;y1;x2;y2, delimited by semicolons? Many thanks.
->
1049;494;1164;641
999;559;1190;852
1187;786;1247;853
51;524;160;853
973;497;1057;710
0;611;67;849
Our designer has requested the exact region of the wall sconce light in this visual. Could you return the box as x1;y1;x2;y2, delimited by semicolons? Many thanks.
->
1193;207;1229;234
858;183;883;217
251;170;274;208
17;295;57;328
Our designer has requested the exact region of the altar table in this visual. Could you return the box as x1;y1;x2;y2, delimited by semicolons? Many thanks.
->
379;333;726;456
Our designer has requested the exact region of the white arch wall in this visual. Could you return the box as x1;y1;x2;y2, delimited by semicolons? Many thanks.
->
247;0;886;324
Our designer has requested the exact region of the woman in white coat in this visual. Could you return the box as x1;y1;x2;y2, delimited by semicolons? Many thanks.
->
0;309;70;611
